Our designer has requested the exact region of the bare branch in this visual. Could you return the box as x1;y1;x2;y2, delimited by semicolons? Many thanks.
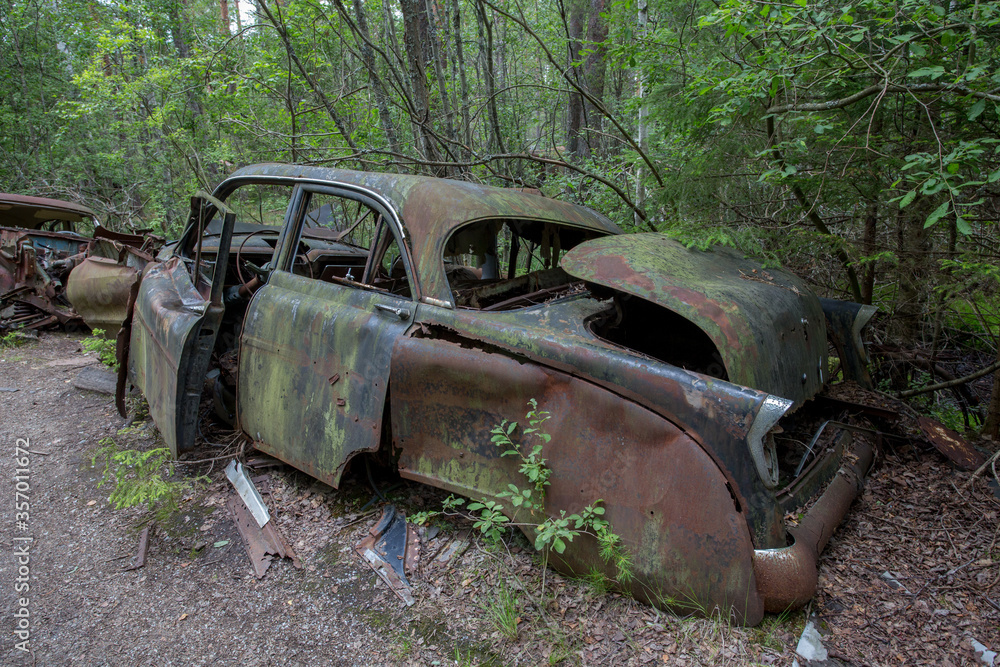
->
768;82;1000;115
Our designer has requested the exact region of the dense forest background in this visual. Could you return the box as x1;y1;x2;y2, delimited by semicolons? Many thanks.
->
2;0;999;435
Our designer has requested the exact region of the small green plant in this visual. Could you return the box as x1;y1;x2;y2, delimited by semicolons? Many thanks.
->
482;579;521;640
91;436;202;523
0;328;32;350
415;399;633;589
82;328;118;370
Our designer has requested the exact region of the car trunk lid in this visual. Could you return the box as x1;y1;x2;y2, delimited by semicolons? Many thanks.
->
561;233;827;405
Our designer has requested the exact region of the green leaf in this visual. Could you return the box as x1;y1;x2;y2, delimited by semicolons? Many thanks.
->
956;217;973;235
908;66;945;80
213;540;229;548
969;98;986;120
924;201;950;228
899;189;917;210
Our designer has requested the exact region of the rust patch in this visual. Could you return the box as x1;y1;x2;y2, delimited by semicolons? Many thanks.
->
917;416;985;471
227;494;301;578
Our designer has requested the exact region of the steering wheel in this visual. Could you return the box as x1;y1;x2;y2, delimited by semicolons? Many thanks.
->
235;231;314;284
236;230;273;285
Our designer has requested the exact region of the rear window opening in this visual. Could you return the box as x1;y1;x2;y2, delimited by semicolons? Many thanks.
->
586;293;729;380
445;218;607;311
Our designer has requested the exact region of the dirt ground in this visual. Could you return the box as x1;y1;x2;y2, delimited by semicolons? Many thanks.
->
1;332;999;666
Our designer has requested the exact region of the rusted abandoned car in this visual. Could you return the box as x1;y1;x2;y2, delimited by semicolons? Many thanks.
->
0;193;159;331
1;193;96;329
115;164;878;624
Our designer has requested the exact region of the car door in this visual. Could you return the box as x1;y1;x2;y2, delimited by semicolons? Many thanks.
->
237;185;417;488
127;195;235;457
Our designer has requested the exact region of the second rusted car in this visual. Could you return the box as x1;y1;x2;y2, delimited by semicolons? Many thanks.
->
114;164;877;624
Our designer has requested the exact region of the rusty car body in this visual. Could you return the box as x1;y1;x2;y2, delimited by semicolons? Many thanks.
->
0;193;160;331
115;164;878;624
0;193;96;329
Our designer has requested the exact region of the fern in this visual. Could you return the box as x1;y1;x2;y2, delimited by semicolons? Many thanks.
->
92;437;201;523
81;329;118;371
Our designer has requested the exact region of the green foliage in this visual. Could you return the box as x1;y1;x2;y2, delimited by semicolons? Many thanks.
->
481;579;521;640
466;499;511;542
423;399;634;589
490;398;552;505
411;399;633;589
0;329;32;350
91;436;202;523
81;329;118;371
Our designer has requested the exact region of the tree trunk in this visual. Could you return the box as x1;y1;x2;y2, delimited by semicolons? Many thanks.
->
581;0;607;155
425;0;457;167
891;201;932;345
400;0;441;167
351;0;400;153
985;347;1000;440
565;0;585;157
861;200;877;305
634;0;648;226
451;0;472;156
475;0;504;155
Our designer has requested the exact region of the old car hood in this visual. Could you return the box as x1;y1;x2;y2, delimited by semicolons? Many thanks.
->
561;233;827;404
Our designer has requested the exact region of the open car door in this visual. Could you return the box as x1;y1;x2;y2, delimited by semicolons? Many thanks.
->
125;196;235;457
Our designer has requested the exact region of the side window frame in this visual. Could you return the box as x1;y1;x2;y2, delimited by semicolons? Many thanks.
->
277;183;418;299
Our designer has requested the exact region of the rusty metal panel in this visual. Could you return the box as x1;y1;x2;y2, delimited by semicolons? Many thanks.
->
754;436;874;612
237;270;412;488
227;494;301;578
128;257;223;456
411;300;788;550
561;234;828;405
0;193;96;230
917;416;985;470
390;334;764;624
355;505;420;605
126;206;233;455
66;257;140;334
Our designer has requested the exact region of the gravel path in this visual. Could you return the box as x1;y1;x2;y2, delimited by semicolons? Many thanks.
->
0;334;404;666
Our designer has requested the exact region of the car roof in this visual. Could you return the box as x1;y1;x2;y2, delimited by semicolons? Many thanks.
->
0;193;96;230
222;164;622;303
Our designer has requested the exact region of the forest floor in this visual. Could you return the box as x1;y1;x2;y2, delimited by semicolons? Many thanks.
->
1;332;999;666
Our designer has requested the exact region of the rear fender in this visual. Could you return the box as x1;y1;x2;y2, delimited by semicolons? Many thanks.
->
390;334;763;624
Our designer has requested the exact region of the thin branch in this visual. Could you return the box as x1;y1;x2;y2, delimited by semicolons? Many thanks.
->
767;82;1000;115
898;360;1000;398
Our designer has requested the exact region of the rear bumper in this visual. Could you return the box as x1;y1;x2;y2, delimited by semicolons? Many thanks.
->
752;434;875;612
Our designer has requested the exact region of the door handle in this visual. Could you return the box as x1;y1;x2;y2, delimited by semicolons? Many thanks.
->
375;303;410;320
